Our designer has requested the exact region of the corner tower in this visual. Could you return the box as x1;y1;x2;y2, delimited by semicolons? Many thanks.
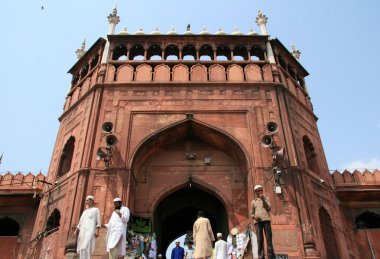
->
30;9;351;259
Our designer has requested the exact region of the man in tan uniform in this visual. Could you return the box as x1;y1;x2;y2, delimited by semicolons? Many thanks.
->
251;185;275;259
193;210;215;259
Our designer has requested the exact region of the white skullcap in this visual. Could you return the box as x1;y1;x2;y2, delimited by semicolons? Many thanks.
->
86;195;94;201
230;228;238;236
254;185;262;191
175;239;180;243
113;197;122;202
217;233;222;238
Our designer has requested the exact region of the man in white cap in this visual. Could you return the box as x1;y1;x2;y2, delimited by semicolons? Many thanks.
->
105;197;130;259
251;185;275;259
214;233;228;259
170;239;184;259
73;195;101;259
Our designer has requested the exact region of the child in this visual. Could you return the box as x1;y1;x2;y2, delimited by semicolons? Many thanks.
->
184;241;195;259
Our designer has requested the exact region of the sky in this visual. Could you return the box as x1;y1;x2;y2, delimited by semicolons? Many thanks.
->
0;0;379;173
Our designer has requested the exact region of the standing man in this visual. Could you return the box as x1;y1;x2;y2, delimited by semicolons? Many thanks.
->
105;197;130;259
73;195;101;259
193;210;215;259
214;233;228;259
170;239;184;259
251;185;275;259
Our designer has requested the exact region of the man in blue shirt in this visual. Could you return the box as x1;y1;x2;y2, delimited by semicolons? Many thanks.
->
171;240;185;259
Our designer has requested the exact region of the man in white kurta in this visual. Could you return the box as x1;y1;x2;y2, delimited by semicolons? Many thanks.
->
105;197;130;259
74;195;101;259
214;233;228;259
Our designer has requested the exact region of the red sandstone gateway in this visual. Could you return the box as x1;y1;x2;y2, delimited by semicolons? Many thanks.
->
1;7;380;259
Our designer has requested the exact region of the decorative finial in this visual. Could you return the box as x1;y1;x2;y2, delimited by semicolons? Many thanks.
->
291;44;301;60
248;28;258;36
187;24;191;31
150;26;161;35
167;26;177;35
255;10;268;26
75;38;86;59
134;28;145;35
256;10;269;35
202;26;207;31
107;7;120;25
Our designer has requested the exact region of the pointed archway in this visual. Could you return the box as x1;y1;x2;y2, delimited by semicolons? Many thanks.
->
154;185;228;256
319;207;339;259
129;119;250;256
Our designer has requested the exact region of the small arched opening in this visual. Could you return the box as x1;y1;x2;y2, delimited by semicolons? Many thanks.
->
250;46;265;61
356;211;380;229
57;136;75;177
130;44;145;60
112;45;128;60
164;44;179;60
45;208;61;233
147;44;162;60
90;54;99;70
71;74;79;88
233;45;248;61
278;56;287;69
303;136;319;174
0;217;20;236
80;65;88;78
199;44;213;61
216;45;231;61
182;44;196;60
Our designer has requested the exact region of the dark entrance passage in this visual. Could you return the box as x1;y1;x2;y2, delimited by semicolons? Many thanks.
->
154;185;228;256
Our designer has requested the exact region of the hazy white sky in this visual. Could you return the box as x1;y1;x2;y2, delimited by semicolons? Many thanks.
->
0;0;379;172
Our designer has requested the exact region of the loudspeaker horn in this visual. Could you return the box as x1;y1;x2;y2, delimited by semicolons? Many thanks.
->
102;122;114;133
267;122;278;135
96;147;107;161
261;135;273;148
106;135;118;147
273;147;285;160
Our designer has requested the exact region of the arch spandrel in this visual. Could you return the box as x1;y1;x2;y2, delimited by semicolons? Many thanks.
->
128;118;250;172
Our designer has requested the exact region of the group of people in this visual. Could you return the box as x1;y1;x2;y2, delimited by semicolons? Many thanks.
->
74;196;130;259
74;183;274;259
171;233;228;259
171;184;275;259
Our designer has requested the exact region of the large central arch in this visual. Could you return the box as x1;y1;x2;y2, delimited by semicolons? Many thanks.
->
129;118;250;255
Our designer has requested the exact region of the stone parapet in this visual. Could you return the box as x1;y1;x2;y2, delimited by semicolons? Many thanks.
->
331;169;380;185
0;172;46;194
